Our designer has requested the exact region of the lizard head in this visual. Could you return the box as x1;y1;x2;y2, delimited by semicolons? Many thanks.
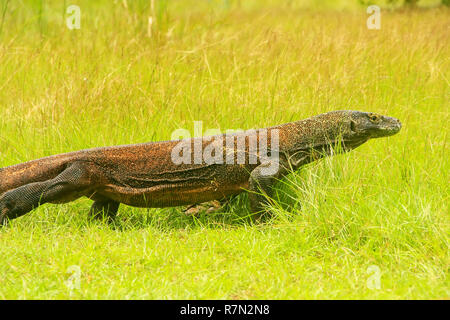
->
309;110;402;145
347;111;402;140
302;110;402;152
285;110;402;168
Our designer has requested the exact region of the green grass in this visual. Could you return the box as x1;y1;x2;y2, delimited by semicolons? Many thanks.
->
0;0;448;299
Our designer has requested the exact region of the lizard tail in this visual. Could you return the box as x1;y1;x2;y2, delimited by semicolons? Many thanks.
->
0;153;77;195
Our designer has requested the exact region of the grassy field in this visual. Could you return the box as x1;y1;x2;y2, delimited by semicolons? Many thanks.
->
0;0;448;299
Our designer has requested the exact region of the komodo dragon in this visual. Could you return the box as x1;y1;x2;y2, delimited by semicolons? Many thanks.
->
0;110;401;225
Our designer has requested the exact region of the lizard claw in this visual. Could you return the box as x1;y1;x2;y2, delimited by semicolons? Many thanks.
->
0;213;7;227
0;203;8;226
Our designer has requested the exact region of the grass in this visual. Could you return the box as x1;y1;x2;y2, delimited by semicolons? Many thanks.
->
0;0;448;299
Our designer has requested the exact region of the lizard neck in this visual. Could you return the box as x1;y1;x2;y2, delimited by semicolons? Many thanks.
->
277;120;369;170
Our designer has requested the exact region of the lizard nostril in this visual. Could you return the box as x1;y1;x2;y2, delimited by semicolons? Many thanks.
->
393;119;402;131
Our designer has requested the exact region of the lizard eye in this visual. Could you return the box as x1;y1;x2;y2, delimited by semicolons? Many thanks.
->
350;120;357;132
368;114;380;123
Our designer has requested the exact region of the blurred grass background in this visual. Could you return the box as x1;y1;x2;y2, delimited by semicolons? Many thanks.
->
0;0;448;299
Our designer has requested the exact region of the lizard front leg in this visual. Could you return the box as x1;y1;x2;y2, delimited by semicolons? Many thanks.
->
248;159;288;221
183;200;222;216
183;194;239;216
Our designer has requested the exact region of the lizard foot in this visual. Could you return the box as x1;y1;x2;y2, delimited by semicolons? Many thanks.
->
183;200;222;216
251;209;273;224
88;199;120;223
0;212;6;227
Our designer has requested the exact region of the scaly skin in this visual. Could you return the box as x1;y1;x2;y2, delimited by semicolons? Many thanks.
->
0;110;401;224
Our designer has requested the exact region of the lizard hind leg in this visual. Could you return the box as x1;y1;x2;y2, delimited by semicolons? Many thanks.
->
0;161;97;225
88;198;120;222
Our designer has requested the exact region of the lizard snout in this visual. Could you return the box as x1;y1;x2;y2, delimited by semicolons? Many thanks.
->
385;116;402;134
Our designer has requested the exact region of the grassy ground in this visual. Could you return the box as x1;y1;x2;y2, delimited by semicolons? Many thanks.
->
0;0;448;299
